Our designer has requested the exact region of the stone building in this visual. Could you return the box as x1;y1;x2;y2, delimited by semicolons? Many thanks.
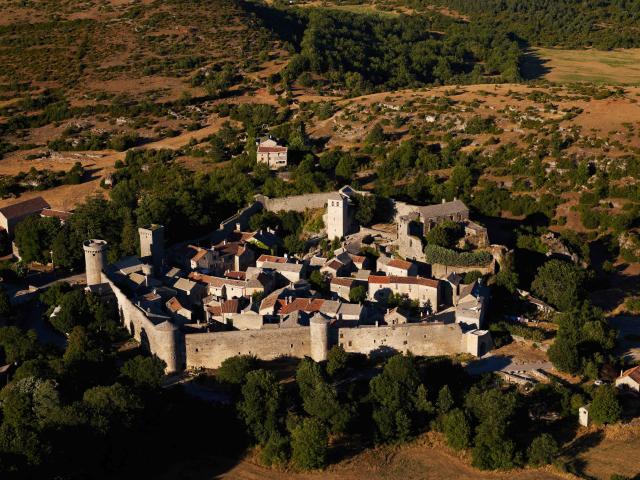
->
615;365;640;393
256;138;288;170
368;275;440;311
139;224;164;275
0;196;50;238
326;186;357;241
395;199;489;260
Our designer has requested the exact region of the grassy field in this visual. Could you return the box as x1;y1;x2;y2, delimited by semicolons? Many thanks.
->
534;48;640;84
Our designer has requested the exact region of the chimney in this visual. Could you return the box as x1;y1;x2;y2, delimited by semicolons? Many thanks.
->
236;222;241;231
223;240;226;245
441;198;445;204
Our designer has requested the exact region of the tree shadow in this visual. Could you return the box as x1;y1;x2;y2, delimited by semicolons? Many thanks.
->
519;49;552;81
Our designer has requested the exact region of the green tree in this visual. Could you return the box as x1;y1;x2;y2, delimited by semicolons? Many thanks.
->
527;433;558;466
120;355;166;389
369;354;432;441
443;408;471;451
366;123;385;144
590;386;622;425
291;417;328;470
50;289;91;334
14;216;61;264
296;358;350;434
217;354;258;385
425;221;463;249
326;344;348;377
531;259;588;311
349;284;367;304
238;369;283;445
352;193;376;226
437;385;454;414
466;387;519;470
0;327;39;363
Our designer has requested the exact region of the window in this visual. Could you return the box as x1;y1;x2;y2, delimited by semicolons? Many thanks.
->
290;344;294;348
348;341;352;347
403;340;408;345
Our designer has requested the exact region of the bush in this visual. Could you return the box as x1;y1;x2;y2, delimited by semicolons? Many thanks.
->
527;433;558;466
423;245;492;266
260;432;290;467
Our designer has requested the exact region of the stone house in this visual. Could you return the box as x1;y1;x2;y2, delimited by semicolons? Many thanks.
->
166;296;193;323
377;255;418;277
384;307;410;325
0;196;50;238
321;258;349;278
256;138;288;170
368;275;440;311
454;280;489;329
188;246;217;271
330;276;358;301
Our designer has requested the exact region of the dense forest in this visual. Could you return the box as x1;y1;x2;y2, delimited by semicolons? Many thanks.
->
413;0;640;49
244;2;522;92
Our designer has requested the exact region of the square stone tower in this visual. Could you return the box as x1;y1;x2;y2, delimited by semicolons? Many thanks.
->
138;224;165;275
326;192;349;241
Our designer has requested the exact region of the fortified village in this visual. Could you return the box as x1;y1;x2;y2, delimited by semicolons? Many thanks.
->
75;186;493;373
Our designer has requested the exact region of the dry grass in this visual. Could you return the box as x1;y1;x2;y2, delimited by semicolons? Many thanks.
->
535;47;640;85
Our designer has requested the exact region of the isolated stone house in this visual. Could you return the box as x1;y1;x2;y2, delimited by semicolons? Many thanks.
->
0;196;50;238
256;138;288;170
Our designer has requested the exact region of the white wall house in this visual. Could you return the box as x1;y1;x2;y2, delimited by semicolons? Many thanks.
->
257;138;287;170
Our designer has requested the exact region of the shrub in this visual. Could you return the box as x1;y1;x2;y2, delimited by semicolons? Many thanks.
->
423;245;492;266
527;433;558;466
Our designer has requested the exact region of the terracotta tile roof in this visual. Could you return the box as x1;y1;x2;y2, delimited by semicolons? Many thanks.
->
324;259;344;270
0;196;49;220
40;208;72;221
349;254;366;264
259;289;283;311
258;254;287;264
368;275;439;288
331;277;355;287
257;145;287;153
221;299;240;314
191;248;210;262
279;298;325;315
225;271;246;280
387;258;412;270
207;304;222;316
166;297;184;313
215;242;245;256
620;365;640;383
188;272;220;285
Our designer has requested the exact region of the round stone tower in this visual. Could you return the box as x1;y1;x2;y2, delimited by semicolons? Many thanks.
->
154;320;183;373
309;314;330;362
83;239;108;286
